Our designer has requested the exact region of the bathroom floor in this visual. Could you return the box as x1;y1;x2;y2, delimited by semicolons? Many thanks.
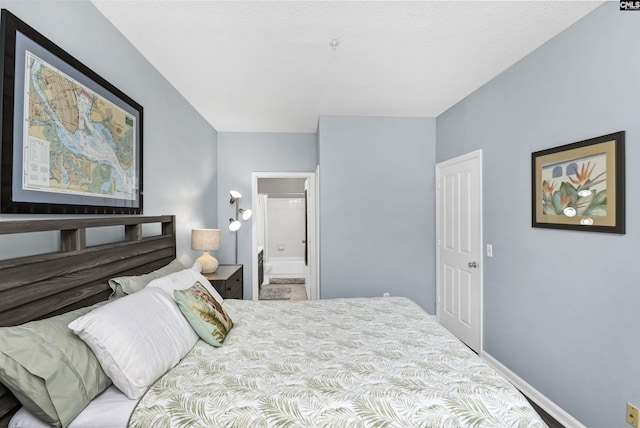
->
269;278;305;285
259;279;307;301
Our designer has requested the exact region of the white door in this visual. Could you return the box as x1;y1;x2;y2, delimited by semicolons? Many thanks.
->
436;150;483;353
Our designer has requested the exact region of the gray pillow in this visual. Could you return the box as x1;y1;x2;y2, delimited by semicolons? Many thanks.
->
108;259;186;298
0;303;111;428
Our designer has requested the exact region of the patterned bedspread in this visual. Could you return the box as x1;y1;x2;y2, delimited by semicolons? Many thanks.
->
128;297;546;427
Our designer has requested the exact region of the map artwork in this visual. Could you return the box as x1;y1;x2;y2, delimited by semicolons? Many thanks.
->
23;51;137;200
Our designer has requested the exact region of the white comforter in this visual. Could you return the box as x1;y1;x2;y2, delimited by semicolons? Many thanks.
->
128;297;546;427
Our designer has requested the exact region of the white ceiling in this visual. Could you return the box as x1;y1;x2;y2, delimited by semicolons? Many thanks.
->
91;1;604;133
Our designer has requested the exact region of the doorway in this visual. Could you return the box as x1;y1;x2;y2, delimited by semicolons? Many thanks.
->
251;171;319;301
435;150;483;353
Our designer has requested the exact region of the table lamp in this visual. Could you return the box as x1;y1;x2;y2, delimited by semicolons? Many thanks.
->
191;228;221;273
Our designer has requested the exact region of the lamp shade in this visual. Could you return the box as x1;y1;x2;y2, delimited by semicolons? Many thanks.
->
191;229;220;273
239;208;252;221
229;218;241;232
191;229;221;251
229;190;242;204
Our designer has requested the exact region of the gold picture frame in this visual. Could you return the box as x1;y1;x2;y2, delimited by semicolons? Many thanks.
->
531;131;625;234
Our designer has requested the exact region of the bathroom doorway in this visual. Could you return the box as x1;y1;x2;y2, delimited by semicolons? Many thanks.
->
251;171;318;301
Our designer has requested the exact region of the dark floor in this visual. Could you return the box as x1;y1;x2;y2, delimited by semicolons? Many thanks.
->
526;396;564;428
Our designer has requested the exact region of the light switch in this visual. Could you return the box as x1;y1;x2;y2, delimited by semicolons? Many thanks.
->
486;244;493;258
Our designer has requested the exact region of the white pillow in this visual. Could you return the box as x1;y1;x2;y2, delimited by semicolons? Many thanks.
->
68;287;198;399
146;268;224;304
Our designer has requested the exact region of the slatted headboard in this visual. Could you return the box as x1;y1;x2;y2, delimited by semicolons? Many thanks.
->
0;215;176;426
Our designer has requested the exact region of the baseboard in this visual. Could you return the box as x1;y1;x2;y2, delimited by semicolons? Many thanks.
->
482;352;586;428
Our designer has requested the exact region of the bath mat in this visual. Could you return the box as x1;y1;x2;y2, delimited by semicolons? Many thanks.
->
259;284;307;301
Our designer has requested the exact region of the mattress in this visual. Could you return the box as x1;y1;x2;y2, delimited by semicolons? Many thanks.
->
9;386;136;428
129;297;547;427
10;297;546;427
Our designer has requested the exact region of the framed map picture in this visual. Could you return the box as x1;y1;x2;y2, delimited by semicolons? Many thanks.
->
0;9;143;214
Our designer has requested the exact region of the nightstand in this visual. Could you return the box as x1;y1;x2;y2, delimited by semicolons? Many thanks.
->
203;264;243;299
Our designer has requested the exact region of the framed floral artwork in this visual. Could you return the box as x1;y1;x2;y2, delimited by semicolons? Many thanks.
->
531;131;625;234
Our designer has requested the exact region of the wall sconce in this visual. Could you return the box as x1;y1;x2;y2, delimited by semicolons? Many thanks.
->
229;190;252;263
191;228;221;273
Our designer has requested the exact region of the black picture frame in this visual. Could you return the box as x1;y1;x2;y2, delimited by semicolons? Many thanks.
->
0;9;143;214
531;131;625;234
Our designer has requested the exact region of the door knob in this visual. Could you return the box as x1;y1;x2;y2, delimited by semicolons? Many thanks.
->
468;261;478;268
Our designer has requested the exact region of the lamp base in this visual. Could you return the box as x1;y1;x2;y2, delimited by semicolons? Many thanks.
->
196;251;219;273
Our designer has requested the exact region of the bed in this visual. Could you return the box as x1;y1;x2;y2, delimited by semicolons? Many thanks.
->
0;216;547;428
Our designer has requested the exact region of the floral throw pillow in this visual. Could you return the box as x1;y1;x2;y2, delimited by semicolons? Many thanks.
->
174;282;233;347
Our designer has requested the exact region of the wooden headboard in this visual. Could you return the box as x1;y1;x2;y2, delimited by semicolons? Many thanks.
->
0;215;176;426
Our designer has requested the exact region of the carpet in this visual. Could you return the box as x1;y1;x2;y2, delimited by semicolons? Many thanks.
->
259;284;307;301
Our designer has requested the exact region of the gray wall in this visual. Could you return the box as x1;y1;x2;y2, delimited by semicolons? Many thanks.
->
216;132;317;298
437;4;637;427
318;116;436;312
0;1;218;265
